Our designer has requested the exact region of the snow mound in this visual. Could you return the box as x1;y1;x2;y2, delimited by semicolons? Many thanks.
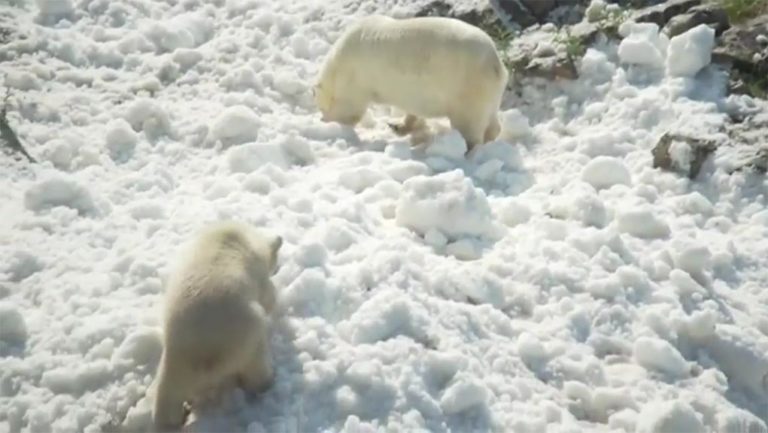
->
395;170;496;239
338;291;428;345
227;143;289;173
143;12;214;53
618;22;668;68
666;24;715;78
3;250;43;282
208;105;260;147
581;156;631;189
24;174;98;215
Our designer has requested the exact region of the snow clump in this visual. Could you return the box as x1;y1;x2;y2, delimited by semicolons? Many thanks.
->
395;170;496;239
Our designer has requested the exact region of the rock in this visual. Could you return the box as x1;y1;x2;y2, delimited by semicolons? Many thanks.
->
520;0;556;20
491;0;538;28
632;0;701;28
569;20;601;45
712;14;768;98
663;4;729;37
415;0;536;30
723;113;768;174
523;53;579;80
652;132;717;179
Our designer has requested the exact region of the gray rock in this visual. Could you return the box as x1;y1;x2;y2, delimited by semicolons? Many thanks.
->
652;132;717;179
520;0;556;20
632;0;701;28
663;4;729;37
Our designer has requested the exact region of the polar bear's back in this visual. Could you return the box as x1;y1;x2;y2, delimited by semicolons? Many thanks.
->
326;15;506;117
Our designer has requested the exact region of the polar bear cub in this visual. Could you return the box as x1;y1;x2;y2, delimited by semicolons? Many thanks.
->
313;15;509;153
151;221;282;431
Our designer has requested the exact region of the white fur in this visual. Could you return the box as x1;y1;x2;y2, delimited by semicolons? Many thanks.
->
314;15;509;152
151;221;282;431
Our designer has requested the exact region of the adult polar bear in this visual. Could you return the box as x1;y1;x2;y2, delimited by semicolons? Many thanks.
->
314;15;508;153
151;221;282;431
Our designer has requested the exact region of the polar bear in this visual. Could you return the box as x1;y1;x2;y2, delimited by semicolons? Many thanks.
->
313;15;509;154
151;221;282;431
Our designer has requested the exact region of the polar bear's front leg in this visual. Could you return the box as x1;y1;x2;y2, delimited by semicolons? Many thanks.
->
237;327;275;395
388;114;425;136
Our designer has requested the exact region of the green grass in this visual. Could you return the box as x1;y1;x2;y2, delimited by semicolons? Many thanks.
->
719;0;768;24
554;27;586;61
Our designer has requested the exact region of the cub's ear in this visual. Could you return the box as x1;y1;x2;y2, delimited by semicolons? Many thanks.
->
270;235;283;257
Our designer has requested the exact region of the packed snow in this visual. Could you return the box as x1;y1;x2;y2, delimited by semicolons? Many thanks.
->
2;0;768;432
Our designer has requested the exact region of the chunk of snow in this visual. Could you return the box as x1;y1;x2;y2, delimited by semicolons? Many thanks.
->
124;99;172;140
208;105;260;147
497;198;532;227
426;130;467;159
105;119;138;163
637;401;704;433
617;207;670;239
666;24;715;78
439;377;489;414
500;109;532;140
396;170;495;239
35;0;74;24
0;303;27;346
618;22;668;67
113;327;162;367
633;337;688;377
581;156;631;189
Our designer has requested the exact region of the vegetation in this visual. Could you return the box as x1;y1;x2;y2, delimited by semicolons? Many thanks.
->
719;0;768;24
554;27;586;63
0;85;36;163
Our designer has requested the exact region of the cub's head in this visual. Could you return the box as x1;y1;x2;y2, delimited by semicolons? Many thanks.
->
247;228;282;275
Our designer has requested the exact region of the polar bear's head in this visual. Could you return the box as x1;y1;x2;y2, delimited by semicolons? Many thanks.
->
313;82;364;126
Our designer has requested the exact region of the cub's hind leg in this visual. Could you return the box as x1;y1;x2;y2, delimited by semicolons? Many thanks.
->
388;114;425;136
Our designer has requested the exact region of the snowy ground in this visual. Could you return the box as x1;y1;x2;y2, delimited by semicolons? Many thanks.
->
2;0;768;432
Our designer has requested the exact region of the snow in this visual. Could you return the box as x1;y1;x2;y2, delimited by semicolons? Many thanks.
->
2;1;768;432
666;24;716;78
581;156;632;189
618;22;668;68
395;169;497;240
